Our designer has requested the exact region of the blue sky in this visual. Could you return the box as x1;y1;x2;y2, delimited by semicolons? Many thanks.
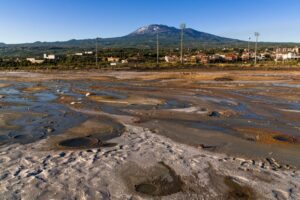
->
0;0;299;44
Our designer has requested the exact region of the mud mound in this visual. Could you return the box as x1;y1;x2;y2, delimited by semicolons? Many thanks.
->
225;177;255;200
44;119;124;150
122;162;183;197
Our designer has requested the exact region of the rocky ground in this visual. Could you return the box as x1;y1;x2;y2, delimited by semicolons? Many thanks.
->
0;70;300;199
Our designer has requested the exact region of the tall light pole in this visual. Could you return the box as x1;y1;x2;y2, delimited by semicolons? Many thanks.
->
95;37;99;68
248;37;251;53
180;23;186;64
254;32;260;66
248;37;251;61
156;32;159;66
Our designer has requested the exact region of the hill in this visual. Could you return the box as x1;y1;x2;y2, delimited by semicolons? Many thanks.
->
0;24;299;57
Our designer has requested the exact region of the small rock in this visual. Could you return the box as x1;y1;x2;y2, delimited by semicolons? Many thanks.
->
59;152;66;157
241;161;249;166
235;157;246;162
85;92;95;97
153;129;159;133
208;111;221;117
238;167;249;171
266;157;281;169
260;162;266;169
70;101;81;105
255;135;260;141
0;95;5;99
283;165;291;170
47;128;54;133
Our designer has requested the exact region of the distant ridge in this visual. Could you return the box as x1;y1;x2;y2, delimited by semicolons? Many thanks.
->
2;24;241;49
1;24;299;57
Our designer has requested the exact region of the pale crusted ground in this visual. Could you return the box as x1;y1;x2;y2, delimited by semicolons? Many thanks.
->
0;124;299;200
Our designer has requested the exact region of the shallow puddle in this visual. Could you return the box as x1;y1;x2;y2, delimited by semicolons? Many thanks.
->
43;119;124;150
58;137;99;148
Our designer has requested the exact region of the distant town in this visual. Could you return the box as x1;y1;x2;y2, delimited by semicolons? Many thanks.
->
1;46;299;70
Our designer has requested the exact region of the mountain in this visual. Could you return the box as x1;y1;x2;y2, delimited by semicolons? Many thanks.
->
0;43;6;47
113;24;241;49
0;24;299;57
128;24;238;43
2;24;242;49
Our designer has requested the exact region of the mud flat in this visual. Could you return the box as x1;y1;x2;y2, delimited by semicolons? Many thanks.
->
0;70;300;199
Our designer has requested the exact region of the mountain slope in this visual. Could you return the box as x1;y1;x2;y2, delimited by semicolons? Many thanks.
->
3;25;242;49
1;24;299;57
0;43;6;47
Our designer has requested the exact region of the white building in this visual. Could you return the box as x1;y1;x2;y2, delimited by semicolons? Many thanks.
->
26;58;44;64
276;47;299;54
121;59;128;64
75;53;83;56
276;52;300;61
43;54;56;60
107;57;120;62
84;51;93;55
165;56;179;63
275;47;300;61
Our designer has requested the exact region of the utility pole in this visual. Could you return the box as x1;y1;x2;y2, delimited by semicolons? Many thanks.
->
248;37;251;62
254;32;260;66
95;37;99;68
156;32;159;66
180;23;186;64
248;37;251;53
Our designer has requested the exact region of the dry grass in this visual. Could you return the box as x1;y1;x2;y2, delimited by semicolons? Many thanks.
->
235;127;300;145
